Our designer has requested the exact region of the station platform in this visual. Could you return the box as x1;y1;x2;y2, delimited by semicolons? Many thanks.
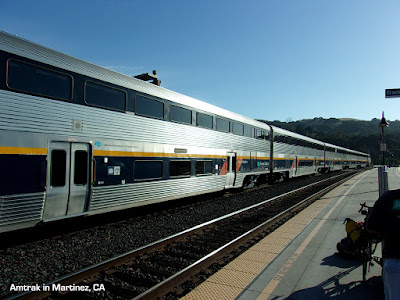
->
182;167;400;300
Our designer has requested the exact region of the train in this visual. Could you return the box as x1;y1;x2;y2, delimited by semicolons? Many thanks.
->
0;31;370;233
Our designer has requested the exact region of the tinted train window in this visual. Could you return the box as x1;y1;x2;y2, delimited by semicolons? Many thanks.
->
134;161;163;180
85;81;126;111
256;129;264;139
300;160;314;167
216;118;230;133
74;151;88;185
196;161;213;175
244;125;252;137
51;150;66;187
196;112;213;129
171;105;192;124
7;59;72;100
135;95;164;119
233;123;244;136
170;161;191;177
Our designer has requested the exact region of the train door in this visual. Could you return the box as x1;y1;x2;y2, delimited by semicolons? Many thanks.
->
314;157;317;172
43;142;91;220
250;151;257;170
225;152;237;188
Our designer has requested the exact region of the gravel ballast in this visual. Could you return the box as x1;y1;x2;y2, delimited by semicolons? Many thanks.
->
0;171;348;297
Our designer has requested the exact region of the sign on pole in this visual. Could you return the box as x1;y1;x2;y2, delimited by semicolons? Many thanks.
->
385;88;400;98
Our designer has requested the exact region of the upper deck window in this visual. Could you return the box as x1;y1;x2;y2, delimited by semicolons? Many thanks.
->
196;112;213;129
171;105;192;124
216;118;230;133
135;94;164;119
244;125;252;137
233;122;244;136
6;59;72;101
84;81;126;111
256;128;265;139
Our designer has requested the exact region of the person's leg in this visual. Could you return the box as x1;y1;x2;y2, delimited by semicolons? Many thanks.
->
383;258;400;300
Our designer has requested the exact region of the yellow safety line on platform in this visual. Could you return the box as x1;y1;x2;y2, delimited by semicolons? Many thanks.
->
256;170;372;300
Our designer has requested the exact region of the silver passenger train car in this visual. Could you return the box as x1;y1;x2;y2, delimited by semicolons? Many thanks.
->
0;31;370;233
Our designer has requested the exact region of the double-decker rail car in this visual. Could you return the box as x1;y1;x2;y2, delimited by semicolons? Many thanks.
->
0;31;369;233
324;143;343;172
268;125;325;179
346;149;370;169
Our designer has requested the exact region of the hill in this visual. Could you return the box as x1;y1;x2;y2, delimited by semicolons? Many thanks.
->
257;118;400;165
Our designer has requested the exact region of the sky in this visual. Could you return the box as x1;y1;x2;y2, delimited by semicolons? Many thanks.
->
1;0;400;122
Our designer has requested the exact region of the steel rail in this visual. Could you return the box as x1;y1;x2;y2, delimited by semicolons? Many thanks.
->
7;171;359;300
134;171;359;299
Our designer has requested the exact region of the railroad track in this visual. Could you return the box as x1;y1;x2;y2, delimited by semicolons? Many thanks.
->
8;170;360;300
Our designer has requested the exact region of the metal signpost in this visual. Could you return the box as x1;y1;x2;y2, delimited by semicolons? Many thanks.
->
378;89;400;196
378;112;389;196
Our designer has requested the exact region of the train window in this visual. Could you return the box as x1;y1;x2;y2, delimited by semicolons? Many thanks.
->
85;81;126;111
258;129;269;140
299;160;313;167
135;94;164;119
265;131;270;140
74;151;88;185
50;150;66;187
244;125;252;137
216;118;230;133
7;59;73;101
171;105;192;124
134;160;163;180
196;161;213;175
170;160;191;177
232;123;244;136
256;129;263;139
196;112;213;129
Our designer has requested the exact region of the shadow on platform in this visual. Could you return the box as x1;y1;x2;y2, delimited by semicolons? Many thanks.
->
268;252;383;300
281;276;383;299
321;253;362;269
272;265;384;300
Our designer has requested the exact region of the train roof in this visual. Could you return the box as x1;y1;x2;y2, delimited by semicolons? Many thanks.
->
269;125;325;146
0;30;270;131
0;31;369;158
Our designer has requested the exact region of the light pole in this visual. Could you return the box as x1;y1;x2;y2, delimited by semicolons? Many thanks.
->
378;111;389;165
378;112;389;196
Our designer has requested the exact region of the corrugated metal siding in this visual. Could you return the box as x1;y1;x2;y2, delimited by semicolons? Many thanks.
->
0;192;45;226
0;90;268;152
234;173;246;186
90;176;226;211
0;31;271;131
274;142;322;157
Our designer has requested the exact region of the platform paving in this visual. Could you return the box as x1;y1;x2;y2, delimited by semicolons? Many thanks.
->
182;167;400;300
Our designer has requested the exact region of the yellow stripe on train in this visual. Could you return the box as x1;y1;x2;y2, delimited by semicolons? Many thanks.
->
0;146;47;155
93;150;226;159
